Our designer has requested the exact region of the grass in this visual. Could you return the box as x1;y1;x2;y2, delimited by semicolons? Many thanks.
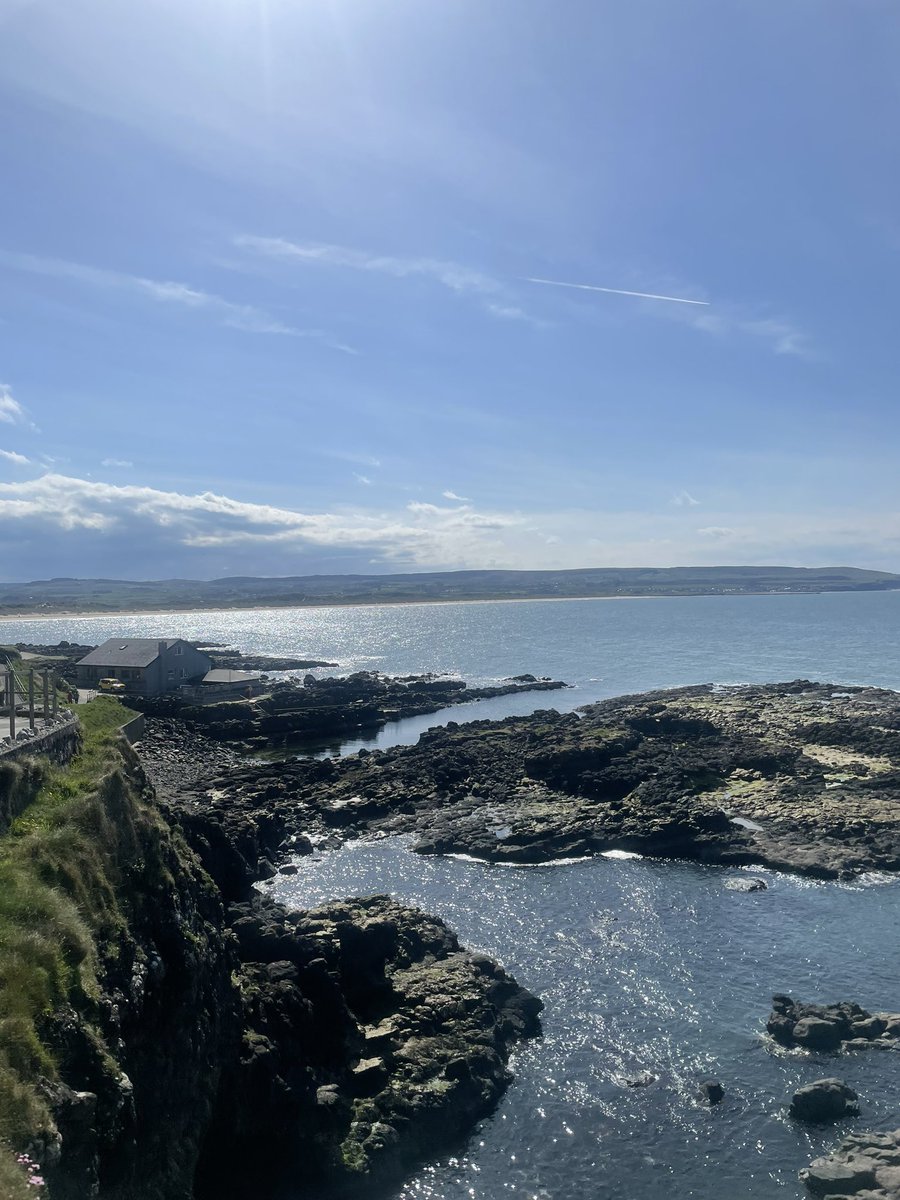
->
0;696;139;1185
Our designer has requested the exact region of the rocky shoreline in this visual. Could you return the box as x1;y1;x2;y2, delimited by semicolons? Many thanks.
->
130;678;900;1199
6;719;541;1199
132;669;570;751
196;893;542;1198
148;681;900;882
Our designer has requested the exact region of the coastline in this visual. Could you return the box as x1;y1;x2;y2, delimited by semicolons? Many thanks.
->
0;587;872;624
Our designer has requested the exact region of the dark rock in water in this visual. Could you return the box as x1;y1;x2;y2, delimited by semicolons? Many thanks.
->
767;995;900;1051
801;1128;900;1197
724;876;767;892
697;1078;725;1104
134;669;569;754
793;1017;845;1051
623;1071;657;1088
790;1078;859;1123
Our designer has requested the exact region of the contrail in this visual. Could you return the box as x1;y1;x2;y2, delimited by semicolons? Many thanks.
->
523;276;710;306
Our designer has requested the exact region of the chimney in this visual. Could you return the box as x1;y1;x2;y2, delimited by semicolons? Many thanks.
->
158;640;167;659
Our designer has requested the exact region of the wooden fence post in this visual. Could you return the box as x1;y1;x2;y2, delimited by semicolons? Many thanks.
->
8;670;15;741
52;677;58;716
43;671;49;718
28;670;35;730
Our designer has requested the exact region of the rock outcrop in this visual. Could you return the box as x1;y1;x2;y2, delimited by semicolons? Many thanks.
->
6;731;540;1198
132;670;569;751
196;895;542;1197
161;682;900;879
801;1129;900;1197
790;1078;860;1123
768;996;900;1051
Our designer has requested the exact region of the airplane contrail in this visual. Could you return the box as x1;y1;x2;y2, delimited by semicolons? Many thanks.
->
523;276;710;306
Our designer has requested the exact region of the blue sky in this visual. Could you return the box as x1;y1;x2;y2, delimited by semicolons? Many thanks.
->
1;0;899;579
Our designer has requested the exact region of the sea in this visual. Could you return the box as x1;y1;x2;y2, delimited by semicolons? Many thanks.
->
2;590;899;1199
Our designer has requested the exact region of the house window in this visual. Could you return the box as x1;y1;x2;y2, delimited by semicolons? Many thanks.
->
174;645;183;656
180;669;186;678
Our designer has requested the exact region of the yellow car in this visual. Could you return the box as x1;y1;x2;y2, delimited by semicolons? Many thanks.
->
98;677;126;693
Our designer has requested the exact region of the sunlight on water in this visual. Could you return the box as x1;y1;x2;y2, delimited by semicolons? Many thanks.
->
268;840;900;1200
3;593;900;757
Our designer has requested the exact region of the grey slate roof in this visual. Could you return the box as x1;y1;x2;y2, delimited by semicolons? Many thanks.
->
77;638;179;668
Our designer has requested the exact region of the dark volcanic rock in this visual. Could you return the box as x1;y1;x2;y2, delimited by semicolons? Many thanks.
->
801;1129;900;1197
790;1078;859;1123
697;1078;725;1105
133;670;569;751
197;895;541;1196
165;682;900;880
767;995;900;1051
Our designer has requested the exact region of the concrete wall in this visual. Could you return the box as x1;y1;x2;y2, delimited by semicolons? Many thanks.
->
120;713;146;744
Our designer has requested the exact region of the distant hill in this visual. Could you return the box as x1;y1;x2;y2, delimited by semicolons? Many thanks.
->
0;565;898;616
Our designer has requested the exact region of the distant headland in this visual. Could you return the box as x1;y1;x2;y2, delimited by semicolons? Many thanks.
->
0;565;898;618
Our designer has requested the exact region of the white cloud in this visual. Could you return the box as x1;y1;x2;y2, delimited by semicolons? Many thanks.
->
0;449;30;465
321;450;382;468
353;473;372;486
442;490;471;502
0;472;897;577
235;235;540;325
483;301;548;328
101;458;133;468
0;474;526;570
0;250;356;354
236;235;500;294
0;385;29;427
671;490;700;507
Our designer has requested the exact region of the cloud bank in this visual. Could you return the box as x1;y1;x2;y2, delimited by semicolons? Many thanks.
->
0;472;897;581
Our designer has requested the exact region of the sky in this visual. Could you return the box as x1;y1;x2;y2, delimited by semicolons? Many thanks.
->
1;0;899;580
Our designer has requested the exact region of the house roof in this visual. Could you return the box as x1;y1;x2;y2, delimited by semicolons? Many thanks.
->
77;638;181;668
203;669;261;684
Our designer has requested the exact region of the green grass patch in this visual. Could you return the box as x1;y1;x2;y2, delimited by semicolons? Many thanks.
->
0;696;140;1171
10;698;135;838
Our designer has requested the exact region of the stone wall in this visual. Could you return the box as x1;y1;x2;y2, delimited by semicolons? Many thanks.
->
0;714;81;765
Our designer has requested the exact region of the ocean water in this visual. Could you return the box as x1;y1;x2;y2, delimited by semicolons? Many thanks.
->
3;589;900;754
268;842;900;1200
3;591;900;1196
